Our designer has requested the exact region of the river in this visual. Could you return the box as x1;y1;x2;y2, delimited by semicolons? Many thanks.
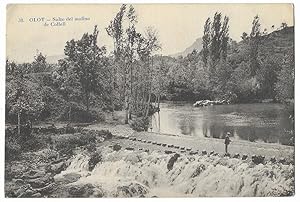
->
150;102;293;145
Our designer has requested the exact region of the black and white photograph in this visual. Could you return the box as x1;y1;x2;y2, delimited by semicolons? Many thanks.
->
3;2;295;198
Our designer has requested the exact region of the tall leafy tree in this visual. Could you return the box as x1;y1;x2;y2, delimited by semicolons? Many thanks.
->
202;18;211;66
249;15;261;76
6;63;45;135
107;4;160;123
202;12;229;73
62;25;107;111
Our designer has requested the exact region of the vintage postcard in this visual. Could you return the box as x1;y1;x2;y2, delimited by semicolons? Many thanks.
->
5;3;294;197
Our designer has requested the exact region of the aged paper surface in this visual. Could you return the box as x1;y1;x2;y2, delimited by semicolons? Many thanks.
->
5;3;294;198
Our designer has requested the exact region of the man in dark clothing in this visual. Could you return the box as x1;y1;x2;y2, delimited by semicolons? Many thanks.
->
224;132;231;153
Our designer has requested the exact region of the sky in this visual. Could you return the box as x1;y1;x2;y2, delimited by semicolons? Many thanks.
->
6;4;294;63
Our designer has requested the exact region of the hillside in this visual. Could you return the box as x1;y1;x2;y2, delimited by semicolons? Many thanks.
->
170;37;203;58
170;26;294;60
228;26;294;63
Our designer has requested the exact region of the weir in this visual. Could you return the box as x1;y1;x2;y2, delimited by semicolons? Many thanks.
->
57;149;294;197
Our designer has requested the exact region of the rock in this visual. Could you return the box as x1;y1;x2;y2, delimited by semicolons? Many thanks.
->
278;158;286;164
191;164;206;178
242;154;248;160
15;184;33;197
213;153;219;156
27;173;53;188
224;153;230;157
88;152;102;171
68;184;95;197
270;156;276;163
125;147;134;151
92;188;105;197
34;183;57;195
31;193;42;198
167;153;180;171
21;170;46;180
115;183;148;197
52;157;68;164
202;150;207;155
113;144;122;151
48;162;66;174
252;155;265;165
17;189;36;198
31;193;42;197
233;153;240;158
12;179;25;186
189;151;198;155
54;173;81;184
165;150;173;154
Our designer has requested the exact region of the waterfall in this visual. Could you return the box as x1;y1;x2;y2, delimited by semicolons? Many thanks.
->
57;150;294;197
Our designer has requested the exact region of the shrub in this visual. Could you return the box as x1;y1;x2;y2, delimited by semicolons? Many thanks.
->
130;117;150;132
54;133;96;155
5;135;21;161
59;103;105;123
96;130;112;140
5;127;45;161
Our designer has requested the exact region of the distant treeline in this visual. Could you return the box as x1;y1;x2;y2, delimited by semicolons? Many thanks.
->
158;16;294;104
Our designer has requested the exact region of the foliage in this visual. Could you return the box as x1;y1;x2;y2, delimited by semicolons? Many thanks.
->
60;25;108;111
54;133;97;155
129;117;150;132
107;4;161;123
275;51;294;103
6;64;46;124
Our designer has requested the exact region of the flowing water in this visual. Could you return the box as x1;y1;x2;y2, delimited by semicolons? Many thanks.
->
150;102;293;145
57;149;294;197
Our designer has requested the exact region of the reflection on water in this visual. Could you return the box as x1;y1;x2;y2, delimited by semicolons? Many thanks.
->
150;102;293;145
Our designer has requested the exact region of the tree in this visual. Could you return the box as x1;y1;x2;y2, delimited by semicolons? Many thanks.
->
62;25;107;111
32;52;48;73
249;15;261;76
275;51;294;103
281;22;288;29
202;18;211;66
107;4;160;123
202;12;229;74
6;62;45;135
241;32;248;41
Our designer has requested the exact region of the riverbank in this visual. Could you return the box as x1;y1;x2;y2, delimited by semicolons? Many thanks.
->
5;123;295;197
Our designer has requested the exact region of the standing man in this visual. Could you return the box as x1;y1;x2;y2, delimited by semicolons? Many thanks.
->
225;132;232;154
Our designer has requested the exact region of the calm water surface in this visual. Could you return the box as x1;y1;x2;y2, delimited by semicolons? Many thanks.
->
150;102;293;145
